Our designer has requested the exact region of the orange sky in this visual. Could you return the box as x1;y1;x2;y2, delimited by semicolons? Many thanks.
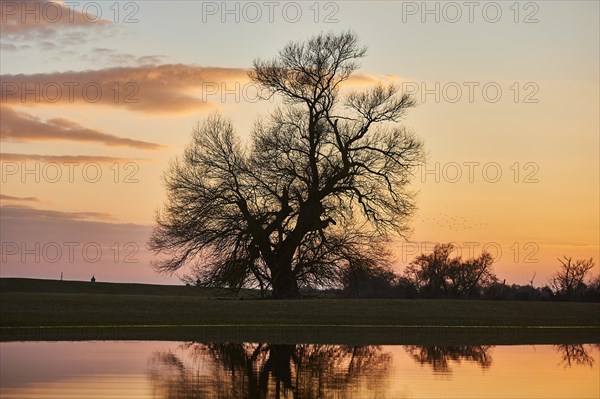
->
1;1;598;284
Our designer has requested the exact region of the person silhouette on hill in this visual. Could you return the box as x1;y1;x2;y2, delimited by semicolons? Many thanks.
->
91;275;96;283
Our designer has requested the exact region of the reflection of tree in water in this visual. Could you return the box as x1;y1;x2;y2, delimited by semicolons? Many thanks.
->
148;343;392;399
555;344;599;368
404;345;493;374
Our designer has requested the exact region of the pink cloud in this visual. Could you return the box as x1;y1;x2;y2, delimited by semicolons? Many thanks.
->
0;204;175;284
1;64;249;114
0;106;165;149
0;64;404;114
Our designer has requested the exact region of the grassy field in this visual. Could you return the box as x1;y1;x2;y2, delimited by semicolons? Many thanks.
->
1;278;599;343
0;277;257;298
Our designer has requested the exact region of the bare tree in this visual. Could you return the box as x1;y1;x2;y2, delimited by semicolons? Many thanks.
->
149;32;424;298
404;243;497;298
449;252;497;298
549;256;595;299
404;243;458;297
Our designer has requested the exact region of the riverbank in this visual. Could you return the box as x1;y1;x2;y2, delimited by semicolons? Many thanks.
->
2;278;598;343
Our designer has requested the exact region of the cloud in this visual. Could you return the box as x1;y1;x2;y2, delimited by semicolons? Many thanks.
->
0;153;147;164
39;40;58;50
0;42;18;51
0;0;112;42
0;106;165;149
344;72;406;87
0;194;41;203
1;64;249;114
80;48;166;67
0;65;409;114
0;204;170;284
1;204;116;221
2;43;33;51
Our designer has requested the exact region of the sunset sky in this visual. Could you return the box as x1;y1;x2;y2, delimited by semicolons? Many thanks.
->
1;0;598;285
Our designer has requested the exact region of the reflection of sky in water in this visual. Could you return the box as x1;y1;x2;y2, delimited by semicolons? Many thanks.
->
1;342;598;398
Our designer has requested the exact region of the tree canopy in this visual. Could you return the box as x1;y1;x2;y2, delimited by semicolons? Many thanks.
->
404;243;497;298
149;32;424;298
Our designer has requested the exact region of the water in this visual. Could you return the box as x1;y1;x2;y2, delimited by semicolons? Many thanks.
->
1;341;598;398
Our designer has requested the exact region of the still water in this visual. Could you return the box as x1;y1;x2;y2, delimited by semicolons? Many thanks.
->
1;341;598;398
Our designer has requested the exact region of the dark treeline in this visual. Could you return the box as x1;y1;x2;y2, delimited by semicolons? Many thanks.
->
328;244;600;302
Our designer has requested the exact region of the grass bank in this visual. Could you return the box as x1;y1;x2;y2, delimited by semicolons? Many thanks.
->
2;278;598;343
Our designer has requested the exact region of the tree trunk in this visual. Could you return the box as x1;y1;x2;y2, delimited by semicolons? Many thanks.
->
271;265;299;299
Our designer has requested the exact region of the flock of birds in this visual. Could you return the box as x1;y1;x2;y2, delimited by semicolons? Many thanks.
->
420;214;489;231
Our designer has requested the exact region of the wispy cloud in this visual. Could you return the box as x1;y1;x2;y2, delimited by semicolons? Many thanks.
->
81;48;166;67
0;203;164;283
344;72;406;87
0;106;165;149
1;0;112;43
1;204;116;222
0;42;18;51
0;64;249;114
0;64;406;114
0;194;41;203
0;153;148;164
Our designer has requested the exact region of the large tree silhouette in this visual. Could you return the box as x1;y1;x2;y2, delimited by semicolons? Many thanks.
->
149;32;424;298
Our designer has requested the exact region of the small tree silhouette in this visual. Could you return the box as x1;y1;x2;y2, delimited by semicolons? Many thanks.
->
549;257;595;300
